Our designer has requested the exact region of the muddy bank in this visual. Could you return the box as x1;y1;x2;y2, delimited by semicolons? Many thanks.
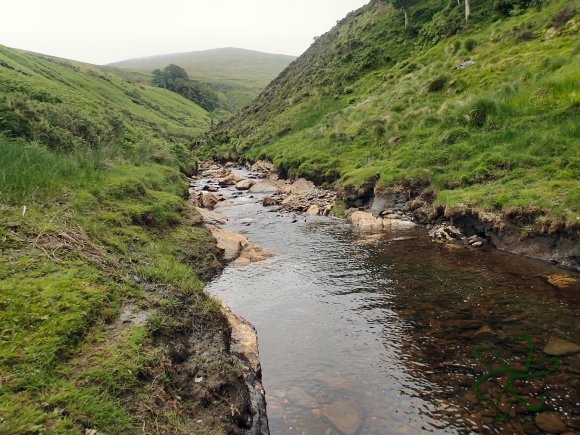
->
189;164;272;434
204;159;578;272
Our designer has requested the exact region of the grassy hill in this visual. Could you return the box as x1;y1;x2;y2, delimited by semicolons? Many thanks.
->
206;0;579;231
0;45;253;433
108;47;297;111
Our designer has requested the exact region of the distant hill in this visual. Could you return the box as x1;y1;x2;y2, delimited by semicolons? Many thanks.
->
108;48;296;111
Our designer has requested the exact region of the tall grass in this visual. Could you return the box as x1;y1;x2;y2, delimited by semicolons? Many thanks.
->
0;136;104;204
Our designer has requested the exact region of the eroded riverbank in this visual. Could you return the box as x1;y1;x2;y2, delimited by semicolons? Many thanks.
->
190;162;579;434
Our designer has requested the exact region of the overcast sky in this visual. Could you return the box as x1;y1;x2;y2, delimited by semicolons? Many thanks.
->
1;0;370;65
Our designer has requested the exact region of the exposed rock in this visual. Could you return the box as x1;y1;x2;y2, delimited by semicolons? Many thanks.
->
263;196;283;207
306;205;320;216
286;387;319;408
382;218;415;230
535;413;568;433
195;207;227;225
544;337;580;356
250;181;281;193
430;224;464;241
236;179;255;191
281;178;315;195
219;303;269;434
211;228;248;261
456;60;476;70
250;160;274;174
322;400;363;435
281;194;301;207
349;211;384;232
199;193;220;209
219;173;241;186
234;243;274;265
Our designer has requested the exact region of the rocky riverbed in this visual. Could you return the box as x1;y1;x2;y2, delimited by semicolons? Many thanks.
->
189;160;579;434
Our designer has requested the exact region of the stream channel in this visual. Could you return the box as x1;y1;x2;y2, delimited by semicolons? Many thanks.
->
193;168;579;435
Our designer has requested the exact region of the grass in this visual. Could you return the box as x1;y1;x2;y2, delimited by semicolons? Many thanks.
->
0;43;249;433
206;0;580;226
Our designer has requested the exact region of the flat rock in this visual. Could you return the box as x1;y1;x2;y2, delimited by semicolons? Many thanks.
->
211;228;248;261
286;387;319;408
249;180;280;193
535;413;568;433
544;337;580;356
322;400;363;435
382;218;415;230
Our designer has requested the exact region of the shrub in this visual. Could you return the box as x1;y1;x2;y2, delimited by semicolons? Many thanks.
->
464;38;477;52
427;75;449;92
469;97;497;128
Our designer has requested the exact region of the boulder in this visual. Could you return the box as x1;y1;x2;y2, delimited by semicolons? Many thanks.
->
282;194;301;207
306;205;320;216
349;211;384;232
249;180;280;193
219;174;241;186
235;179;255;191
263;196;282;207
544;337;580;356
200;193;219;209
322;400;363;435
281;178;315;195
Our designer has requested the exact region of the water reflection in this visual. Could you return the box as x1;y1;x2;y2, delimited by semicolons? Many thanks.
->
200;171;579;434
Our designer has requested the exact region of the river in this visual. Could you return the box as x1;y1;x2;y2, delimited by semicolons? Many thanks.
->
194;168;579;434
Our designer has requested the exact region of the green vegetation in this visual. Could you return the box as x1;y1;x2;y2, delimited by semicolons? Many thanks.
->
206;0;579;227
108;47;296;111
152;64;222;112
0;45;249;433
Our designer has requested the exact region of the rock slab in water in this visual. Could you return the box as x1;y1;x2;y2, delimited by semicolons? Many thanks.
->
535;413;568;433
286;387;319;408
544;337;580;356
322;400;363;435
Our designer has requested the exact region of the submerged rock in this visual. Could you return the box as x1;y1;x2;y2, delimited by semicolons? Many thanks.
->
286;387;319;408
535;413;568;433
322;400;363;435
544;337;580;356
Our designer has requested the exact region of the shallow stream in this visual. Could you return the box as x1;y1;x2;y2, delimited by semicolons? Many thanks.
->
196;169;579;434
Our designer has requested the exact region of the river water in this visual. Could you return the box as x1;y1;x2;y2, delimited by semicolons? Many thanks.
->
197;169;579;434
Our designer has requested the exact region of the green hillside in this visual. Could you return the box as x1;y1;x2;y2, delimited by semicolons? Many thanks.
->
206;0;579;229
0;45;252;433
108;47;297;111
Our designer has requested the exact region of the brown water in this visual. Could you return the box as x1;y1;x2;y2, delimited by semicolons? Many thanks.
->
197;170;580;434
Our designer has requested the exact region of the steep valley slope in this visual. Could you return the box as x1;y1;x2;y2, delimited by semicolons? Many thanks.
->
205;0;579;268
0;44;258;434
